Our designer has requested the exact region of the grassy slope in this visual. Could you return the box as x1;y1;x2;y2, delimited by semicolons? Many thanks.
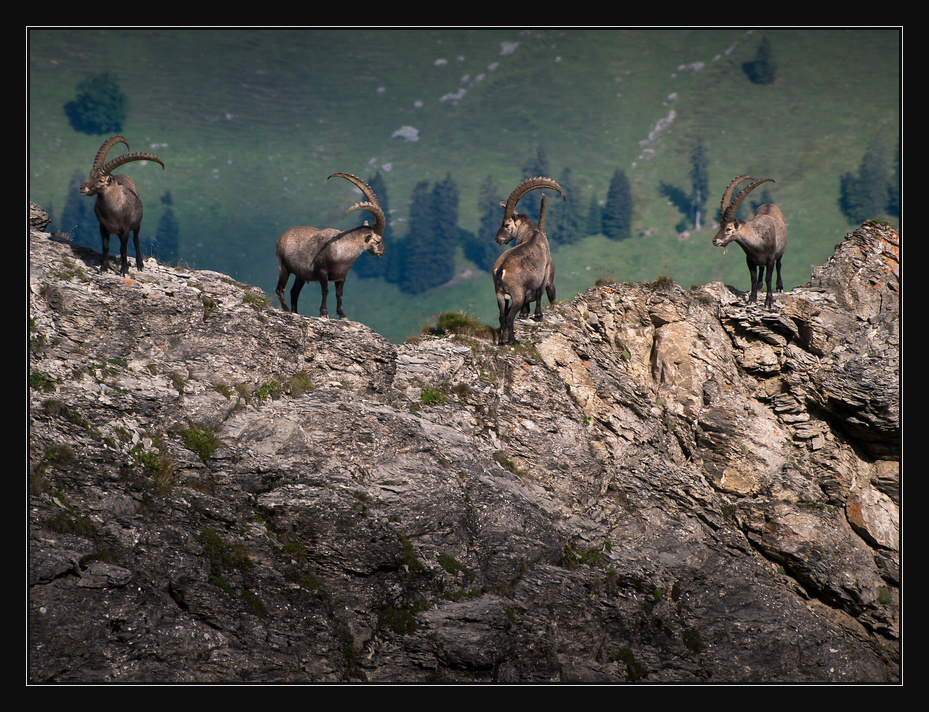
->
28;28;900;343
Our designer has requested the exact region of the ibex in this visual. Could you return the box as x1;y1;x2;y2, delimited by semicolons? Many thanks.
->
80;135;164;275
517;193;555;319
275;173;385;319
492;177;565;344
712;175;787;309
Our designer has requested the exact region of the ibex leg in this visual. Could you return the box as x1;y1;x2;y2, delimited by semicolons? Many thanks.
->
763;258;776;309
746;258;759;304
133;228;144;272
334;279;346;319
317;279;329;318
99;228;111;273
117;234;131;275
289;278;305;314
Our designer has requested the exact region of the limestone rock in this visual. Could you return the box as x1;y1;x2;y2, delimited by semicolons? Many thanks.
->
28;219;900;682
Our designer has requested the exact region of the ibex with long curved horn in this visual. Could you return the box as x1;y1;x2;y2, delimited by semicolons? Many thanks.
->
492;177;565;344
516;193;555;319
80;135;164;275
275;173;385;319
712;175;787;309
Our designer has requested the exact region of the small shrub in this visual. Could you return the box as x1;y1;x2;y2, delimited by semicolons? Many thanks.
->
421;310;493;340
420;387;445;406
650;273;675;291
131;445;176;496
378;600;430;635
616;647;646;681
243;290;269;310
351;490;369;517
286;370;314;397
493;451;528;477
296;574;323;592
378;606;418;635
200;527;252;574
399;535;423;571
42;510;99;541
682;627;703;653
438;553;464;575
30;371;56;393
559;544;607;570
208;574;237;597
180;422;219;461
243;589;267;618
254;379;283;400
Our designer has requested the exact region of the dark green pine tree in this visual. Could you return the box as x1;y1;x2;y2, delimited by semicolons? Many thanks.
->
151;209;180;265
384;233;406;286
399;177;458;294
351;171;391;280
744;36;776;85
689;138;709;230
140;191;180;265
58;170;100;249
585;194;603;236
519;145;551;217
601;168;633;241
839;134;893;224
430;173;459;245
548;167;583;245
522;145;550;179
888;139;900;219
462;174;505;273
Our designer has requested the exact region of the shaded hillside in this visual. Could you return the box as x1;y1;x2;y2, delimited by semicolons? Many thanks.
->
28;205;899;683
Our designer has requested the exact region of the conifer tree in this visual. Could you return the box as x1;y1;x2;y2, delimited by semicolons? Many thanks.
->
888;139;900;218
519;146;551;217
462;174;505;272
152;209;180;265
58;170;99;249
399;177;458;294
744;36;776;85
352;171;391;279
839;134;894;224
602;168;633;241
549;167;583;245
689;138;709;230
585;194;602;237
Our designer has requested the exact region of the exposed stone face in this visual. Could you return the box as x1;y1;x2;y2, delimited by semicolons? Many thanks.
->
28;219;900;683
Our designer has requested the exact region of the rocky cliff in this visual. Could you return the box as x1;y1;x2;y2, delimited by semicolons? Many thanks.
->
28;208;900;683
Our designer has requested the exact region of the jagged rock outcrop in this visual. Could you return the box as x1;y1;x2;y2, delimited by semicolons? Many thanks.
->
28;217;900;683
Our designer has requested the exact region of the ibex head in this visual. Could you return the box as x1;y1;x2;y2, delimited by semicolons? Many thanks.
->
495;176;565;246
328;172;386;257
80;135;164;197
712;175;774;247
